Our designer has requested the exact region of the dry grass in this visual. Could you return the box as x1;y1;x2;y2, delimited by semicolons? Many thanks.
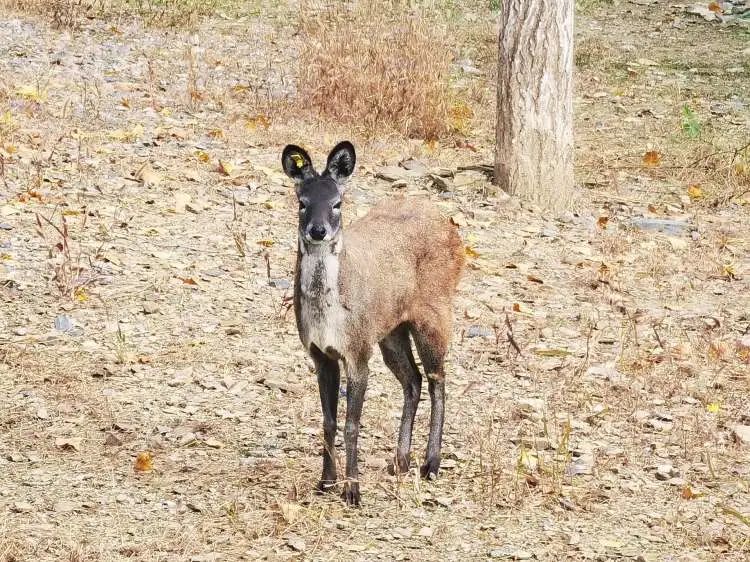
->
0;0;238;28
298;2;455;140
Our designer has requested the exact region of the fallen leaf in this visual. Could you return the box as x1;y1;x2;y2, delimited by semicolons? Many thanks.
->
708;1;722;12
643;150;662;167
134;451;153;472
681;485;704;499
526;274;543;284
207;128;224;139
245;115;271;130
687;184;703;199
218;160;234;176
120;97;131;108
706;402;720;414
257;239;274;248
195;150;210;163
135;163;162;186
597;216;609;229
109;124;144;142
74;287;88;303
464;245;480;258
178;277;198;286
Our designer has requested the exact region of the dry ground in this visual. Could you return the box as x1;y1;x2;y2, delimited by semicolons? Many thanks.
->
1;1;750;560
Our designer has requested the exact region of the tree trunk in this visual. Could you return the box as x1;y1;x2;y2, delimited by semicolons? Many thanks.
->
495;0;575;213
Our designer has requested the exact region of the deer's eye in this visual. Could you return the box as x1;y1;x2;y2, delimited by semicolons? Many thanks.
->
299;202;306;212
333;201;342;210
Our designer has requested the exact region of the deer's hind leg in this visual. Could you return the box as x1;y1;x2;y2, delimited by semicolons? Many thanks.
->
410;310;451;480
379;323;422;474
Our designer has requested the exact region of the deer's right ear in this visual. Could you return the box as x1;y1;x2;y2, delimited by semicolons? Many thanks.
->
282;145;316;184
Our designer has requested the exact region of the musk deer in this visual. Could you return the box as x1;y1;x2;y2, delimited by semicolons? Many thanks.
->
282;141;464;506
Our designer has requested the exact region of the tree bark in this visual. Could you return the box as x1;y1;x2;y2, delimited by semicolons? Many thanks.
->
495;0;575;213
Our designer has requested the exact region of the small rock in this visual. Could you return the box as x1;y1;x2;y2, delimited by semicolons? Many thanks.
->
12;501;33;513
204;438;225;449
269;278;291;290
104;432;123;447
656;464;678;481
391;179;408;189
54;314;73;332
13;326;27;336
286;534;306;552
430;174;452;192
687;4;717;21
466;325;493;339
375;166;408;182
399;157;427;172
730;424;750;446
517;398;545;419
392;527;413;539
142;302;160;315
36;408;49;420
418;526;434;538
7;453;27;462
436;496;454;507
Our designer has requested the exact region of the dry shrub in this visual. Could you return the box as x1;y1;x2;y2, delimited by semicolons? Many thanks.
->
298;2;454;140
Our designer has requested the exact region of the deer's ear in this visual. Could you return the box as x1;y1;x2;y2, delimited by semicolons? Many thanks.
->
282;145;316;183
324;141;356;183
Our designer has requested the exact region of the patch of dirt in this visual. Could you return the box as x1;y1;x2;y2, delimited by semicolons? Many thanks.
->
0;3;749;560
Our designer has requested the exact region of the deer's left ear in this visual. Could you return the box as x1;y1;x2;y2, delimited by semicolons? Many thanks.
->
324;141;356;184
282;144;316;183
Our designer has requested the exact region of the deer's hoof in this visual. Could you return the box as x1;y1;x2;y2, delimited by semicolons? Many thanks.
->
420;456;440;480
341;481;361;507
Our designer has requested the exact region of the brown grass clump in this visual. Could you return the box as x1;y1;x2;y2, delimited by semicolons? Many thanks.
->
298;2;454;140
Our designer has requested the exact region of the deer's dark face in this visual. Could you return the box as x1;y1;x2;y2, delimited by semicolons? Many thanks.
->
297;176;342;244
281;141;356;248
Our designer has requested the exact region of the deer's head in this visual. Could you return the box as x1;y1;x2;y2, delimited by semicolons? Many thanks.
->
282;141;356;246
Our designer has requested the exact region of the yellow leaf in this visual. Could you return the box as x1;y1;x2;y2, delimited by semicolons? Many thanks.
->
0;253;12;261
681;485;702;500
706;402;720;414
218;160;234;176
134;451;153;472
245;115;271;131
464;245;480;259
0;111;13;126
722;262;736;279
208;129;224;139
263;200;275;210
642;150;661;167
195;150;210;163
109;124;143;142
74;287;88;302
257;239;274;248
687;185;703;199
159;107;172;117
16;84;46;102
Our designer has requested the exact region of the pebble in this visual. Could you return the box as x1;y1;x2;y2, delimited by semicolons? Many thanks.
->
54;314;73;332
656;464;679;480
13;326;27;336
269;278;291;290
730;424;750;446
465;325;493;339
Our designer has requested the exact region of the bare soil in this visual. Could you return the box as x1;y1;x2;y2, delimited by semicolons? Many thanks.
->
1;2;749;561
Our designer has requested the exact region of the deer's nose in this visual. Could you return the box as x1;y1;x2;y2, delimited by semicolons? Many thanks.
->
309;225;327;241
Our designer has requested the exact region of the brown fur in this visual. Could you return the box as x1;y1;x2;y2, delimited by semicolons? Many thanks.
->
334;196;464;354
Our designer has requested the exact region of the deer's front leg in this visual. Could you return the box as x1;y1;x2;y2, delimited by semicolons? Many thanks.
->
312;346;340;493
342;355;369;506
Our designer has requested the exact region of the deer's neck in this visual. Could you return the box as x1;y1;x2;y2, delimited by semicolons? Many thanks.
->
296;236;347;356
